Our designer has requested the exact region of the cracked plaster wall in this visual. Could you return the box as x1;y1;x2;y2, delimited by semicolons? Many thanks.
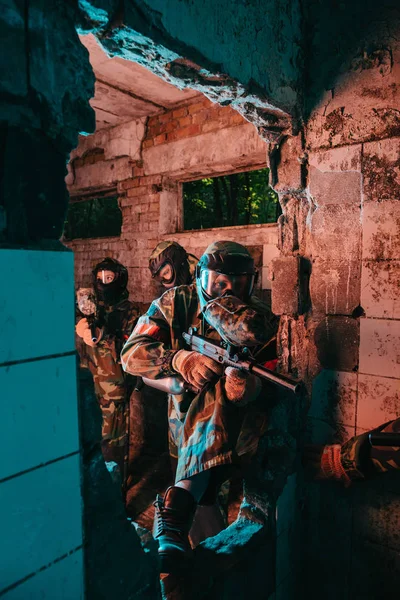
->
71;1;400;598
1;0;400;598
0;3;155;600
66;95;279;314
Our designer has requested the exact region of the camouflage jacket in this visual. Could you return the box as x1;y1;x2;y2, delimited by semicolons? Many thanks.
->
84;299;140;403
341;417;400;481
121;284;279;480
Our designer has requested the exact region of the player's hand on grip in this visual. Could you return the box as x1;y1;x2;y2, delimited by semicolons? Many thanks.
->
172;350;223;391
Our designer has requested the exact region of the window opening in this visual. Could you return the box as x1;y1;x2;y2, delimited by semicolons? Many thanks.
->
63;195;122;240
182;167;280;231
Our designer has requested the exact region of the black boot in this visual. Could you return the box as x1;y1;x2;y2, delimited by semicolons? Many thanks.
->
153;486;197;573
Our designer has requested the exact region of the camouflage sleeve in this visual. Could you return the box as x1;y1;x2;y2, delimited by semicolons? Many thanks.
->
121;294;176;379
122;303;141;341
340;417;400;481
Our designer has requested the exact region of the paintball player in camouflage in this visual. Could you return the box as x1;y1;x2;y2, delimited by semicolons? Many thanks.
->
76;257;140;469
121;241;279;573
304;417;400;485
148;240;198;292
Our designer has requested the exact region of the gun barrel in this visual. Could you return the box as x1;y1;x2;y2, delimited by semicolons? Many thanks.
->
250;364;301;394
369;432;400;447
183;331;301;394
90;321;98;343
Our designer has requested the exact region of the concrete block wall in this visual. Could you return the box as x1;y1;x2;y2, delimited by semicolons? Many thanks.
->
65;31;400;600
66;96;278;310
298;44;400;600
0;250;83;598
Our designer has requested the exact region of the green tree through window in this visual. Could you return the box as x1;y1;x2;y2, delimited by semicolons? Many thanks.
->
63;196;122;240
183;168;280;230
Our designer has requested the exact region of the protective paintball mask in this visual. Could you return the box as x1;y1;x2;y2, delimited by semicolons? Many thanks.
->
93;257;128;307
196;241;258;310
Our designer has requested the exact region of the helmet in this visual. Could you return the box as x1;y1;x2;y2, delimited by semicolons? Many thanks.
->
149;241;193;289
92;257;128;307
196;241;258;310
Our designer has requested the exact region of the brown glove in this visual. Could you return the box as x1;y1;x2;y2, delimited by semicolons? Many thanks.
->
76;318;102;347
172;350;223;391
303;444;351;486
76;318;89;338
224;367;261;406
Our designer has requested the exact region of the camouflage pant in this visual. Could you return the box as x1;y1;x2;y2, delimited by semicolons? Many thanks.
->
99;397;128;447
168;379;268;483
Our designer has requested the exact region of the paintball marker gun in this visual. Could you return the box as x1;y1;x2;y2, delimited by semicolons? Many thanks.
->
182;327;301;394
141;328;301;396
369;432;400;447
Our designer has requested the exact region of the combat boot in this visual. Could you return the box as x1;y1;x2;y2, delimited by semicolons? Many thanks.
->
153;486;197;573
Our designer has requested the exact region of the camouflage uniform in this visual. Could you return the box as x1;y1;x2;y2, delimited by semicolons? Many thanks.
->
121;283;278;483
340;417;400;482
84;299;140;448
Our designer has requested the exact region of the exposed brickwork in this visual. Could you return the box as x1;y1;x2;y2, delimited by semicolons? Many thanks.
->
143;97;246;149
66;59;400;600
66;96;276;308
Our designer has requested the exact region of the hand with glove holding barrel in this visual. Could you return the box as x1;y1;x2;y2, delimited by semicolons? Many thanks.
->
172;350;223;391
75;317;103;347
172;349;261;404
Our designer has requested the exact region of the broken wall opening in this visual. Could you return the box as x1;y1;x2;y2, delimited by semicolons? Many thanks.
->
71;7;400;599
66;29;296;600
2;1;399;598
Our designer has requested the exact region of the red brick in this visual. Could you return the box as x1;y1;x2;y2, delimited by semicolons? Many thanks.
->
127;186;147;197
178;115;192;127
120;179;137;190
140;175;162;186
147;116;159;128
207;104;220;118
142;139;153;149
161;120;178;134
192;111;208;125
154;133;167;145
172;107;188;119
188;101;206;114
167;131;178;142
158;113;171;124
148;124;161;137
174;124;201;140
133;167;145;177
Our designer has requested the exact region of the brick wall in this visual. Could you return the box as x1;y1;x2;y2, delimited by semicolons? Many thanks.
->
270;41;400;598
66;96;278;311
66;73;400;598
